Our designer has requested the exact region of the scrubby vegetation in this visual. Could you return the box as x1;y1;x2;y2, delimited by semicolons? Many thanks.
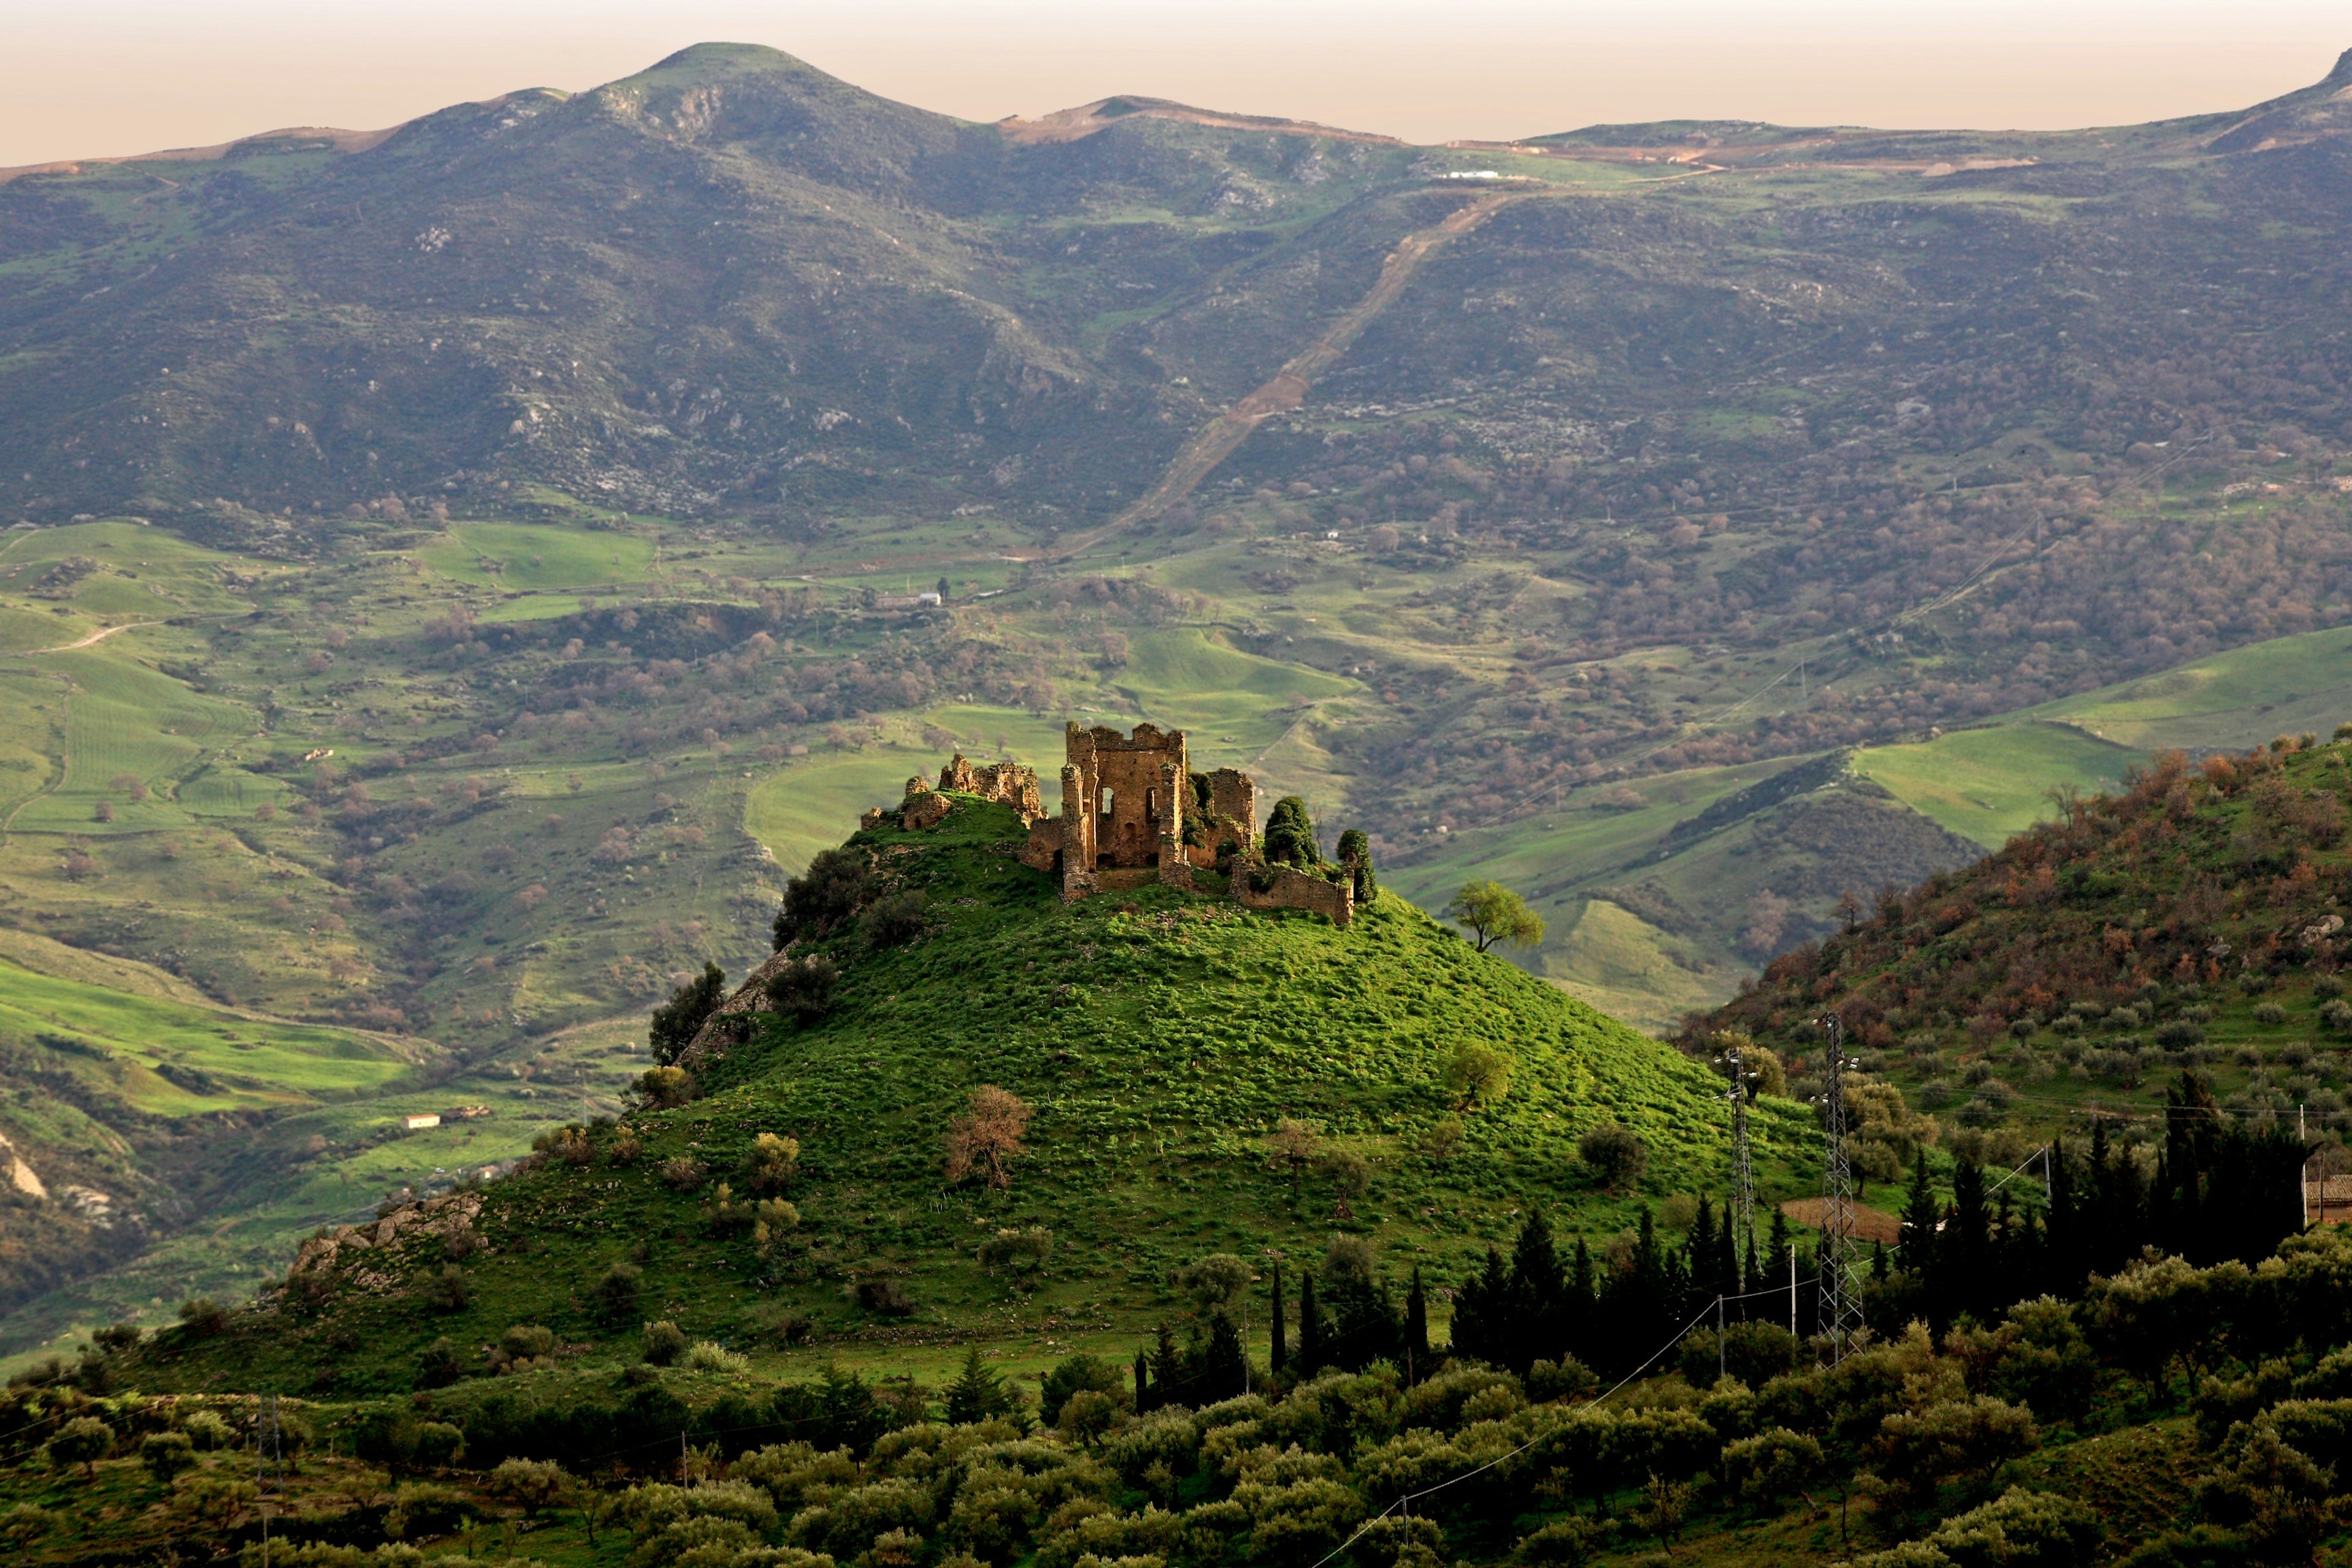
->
1701;737;2352;1152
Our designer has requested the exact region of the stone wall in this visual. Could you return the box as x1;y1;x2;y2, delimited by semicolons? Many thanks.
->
1235;863;1354;927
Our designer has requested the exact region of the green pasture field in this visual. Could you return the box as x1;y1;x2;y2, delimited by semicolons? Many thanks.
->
0;518;263;621
1545;897;1727;1029
1114;627;1356;764
743;704;1093;872
416;522;658;592
4;645;257;835
1852;721;2144;848
2032;622;2352;753
0;956;417;1116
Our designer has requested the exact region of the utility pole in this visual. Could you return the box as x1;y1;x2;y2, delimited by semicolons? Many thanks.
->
257;1393;285;1568
1815;1014;1865;1365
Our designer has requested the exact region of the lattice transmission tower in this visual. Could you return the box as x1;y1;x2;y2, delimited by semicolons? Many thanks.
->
1723;1046;1757;1286
1815;1014;1866;1363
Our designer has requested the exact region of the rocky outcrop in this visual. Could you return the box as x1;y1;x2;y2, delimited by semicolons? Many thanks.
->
289;1189;484;1285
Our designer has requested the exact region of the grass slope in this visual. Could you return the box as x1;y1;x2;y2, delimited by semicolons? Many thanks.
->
1852;722;2143;849
141;796;1815;1396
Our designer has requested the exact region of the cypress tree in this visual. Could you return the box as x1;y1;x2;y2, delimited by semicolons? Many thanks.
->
1947;1156;1990;1325
1901;1150;1941;1280
1714;1205;1742;1302
944;1345;1008;1426
1507;1208;1563;1370
1201;1311;1246;1400
1133;1347;1152;1411
1566;1237;1596;1363
1152;1321;1182;1406
1268;1261;1287;1375
1298;1272;1325;1376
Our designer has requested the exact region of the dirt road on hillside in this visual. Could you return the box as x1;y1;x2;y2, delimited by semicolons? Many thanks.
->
1054;190;1520;557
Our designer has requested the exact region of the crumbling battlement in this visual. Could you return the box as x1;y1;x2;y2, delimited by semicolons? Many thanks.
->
1237;862;1354;927
937;754;1043;818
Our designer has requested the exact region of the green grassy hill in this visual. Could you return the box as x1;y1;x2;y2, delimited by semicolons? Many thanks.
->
130;792;1815;1398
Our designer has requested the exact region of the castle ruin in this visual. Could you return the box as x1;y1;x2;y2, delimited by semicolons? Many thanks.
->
884;723;1351;925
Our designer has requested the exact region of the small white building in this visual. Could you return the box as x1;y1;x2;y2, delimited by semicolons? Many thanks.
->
403;1114;441;1132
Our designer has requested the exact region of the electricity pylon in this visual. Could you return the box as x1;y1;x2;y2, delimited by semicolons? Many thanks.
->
1815;1014;1866;1364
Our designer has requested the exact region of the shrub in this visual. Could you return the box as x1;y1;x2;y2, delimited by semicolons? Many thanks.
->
660;1156;709;1191
417;1336;464;1389
47;1416;112;1477
597;1262;644;1324
978;1226;1055;1274
409;1422;467;1471
417;1264;470;1312
774;846;879;947
744;1133;801;1191
1041;1353;1129;1427
1515;1518;1607;1567
179;1410;235;1450
862;891;930;948
642;1319;690;1365
2239;972;2274;996
178;1297;228;1337
2255;1003;2287;1025
1578;1122;1648;1193
766;957;840;1023
853;1278;916;1317
141;1430;198;1485
684;1341;753;1376
638;1066;696;1109
2323;999;2352;1033
0;1506;56;1548
502;1323;557;1360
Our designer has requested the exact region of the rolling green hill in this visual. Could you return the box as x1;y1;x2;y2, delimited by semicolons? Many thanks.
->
131;791;1815;1398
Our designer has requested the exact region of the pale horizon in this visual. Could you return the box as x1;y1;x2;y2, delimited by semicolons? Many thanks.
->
2;0;2347;170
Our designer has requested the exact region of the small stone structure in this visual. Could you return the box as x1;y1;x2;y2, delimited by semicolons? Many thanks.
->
897;753;1046;832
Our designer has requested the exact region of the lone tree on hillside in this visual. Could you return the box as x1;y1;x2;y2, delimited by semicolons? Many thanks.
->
649;962;726;1065
1445;1043;1513;1112
1262;796;1322;867
944;1086;1032;1189
1266;1118;1323;1201
1447;880;1547;953
1580;1121;1649;1194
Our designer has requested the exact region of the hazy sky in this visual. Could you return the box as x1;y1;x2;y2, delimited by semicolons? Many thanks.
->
5;0;2347;168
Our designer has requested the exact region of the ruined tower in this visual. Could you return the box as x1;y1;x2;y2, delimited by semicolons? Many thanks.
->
1019;722;1256;900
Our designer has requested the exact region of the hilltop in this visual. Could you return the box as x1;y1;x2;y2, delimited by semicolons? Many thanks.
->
123;785;1813;1396
1697;733;2352;1156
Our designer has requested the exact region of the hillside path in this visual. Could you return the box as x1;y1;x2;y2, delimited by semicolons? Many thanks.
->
31;619;156;653
1055;190;1520;557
